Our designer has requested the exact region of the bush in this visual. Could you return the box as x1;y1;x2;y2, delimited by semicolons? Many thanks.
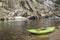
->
55;0;60;4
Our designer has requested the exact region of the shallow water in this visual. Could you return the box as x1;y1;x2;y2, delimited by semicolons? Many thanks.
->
0;19;60;40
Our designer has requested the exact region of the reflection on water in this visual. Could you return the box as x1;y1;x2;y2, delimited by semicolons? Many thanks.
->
0;19;60;40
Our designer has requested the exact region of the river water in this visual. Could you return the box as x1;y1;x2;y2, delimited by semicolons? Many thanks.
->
0;19;60;40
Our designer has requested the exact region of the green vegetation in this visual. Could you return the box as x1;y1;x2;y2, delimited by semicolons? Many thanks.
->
55;0;60;4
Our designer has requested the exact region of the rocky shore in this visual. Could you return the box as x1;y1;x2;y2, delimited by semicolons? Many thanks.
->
0;0;59;21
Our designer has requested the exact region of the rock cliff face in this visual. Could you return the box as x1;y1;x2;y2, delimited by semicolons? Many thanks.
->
0;0;58;18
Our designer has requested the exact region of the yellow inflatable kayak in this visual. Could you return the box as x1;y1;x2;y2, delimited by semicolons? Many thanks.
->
27;27;55;34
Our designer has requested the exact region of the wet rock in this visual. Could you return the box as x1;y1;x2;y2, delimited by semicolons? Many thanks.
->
28;16;39;20
22;12;28;17
0;17;4;21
